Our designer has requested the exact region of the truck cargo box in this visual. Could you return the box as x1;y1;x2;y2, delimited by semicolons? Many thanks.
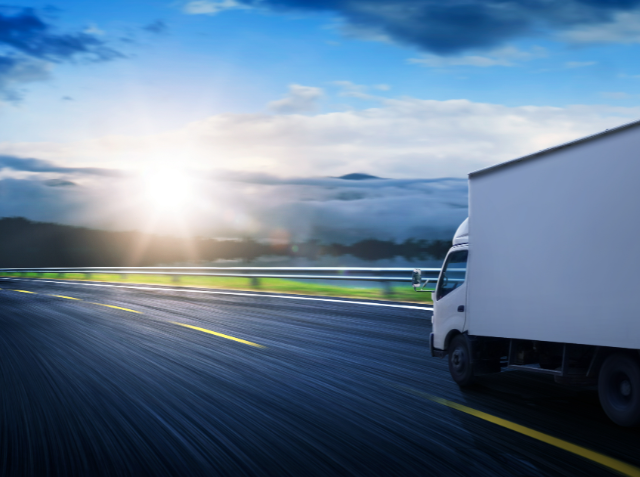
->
467;121;640;349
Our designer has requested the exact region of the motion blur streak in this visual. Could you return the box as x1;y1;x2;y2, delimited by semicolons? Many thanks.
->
173;322;266;348
0;279;638;476
9;278;433;311
90;303;142;314
404;388;640;477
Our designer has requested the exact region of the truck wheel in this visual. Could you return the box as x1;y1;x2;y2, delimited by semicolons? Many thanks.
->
598;353;640;427
448;334;475;387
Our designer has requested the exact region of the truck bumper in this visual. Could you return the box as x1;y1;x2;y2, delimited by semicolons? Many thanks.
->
430;332;445;358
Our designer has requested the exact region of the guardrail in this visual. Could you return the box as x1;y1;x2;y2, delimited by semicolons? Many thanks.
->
0;266;446;296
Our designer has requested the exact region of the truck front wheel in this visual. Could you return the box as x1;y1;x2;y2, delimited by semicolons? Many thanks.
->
598;353;640;427
448;334;475;387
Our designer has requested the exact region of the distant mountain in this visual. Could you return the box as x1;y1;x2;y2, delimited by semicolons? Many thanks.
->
336;173;382;181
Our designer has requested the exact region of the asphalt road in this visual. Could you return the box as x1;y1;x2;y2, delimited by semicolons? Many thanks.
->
0;277;639;476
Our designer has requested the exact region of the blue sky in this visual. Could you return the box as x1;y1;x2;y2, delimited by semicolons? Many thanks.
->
1;0;640;240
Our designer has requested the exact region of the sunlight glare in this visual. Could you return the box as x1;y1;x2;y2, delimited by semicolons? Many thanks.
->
142;167;195;213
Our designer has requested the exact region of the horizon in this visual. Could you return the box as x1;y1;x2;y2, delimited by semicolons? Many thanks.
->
1;1;639;242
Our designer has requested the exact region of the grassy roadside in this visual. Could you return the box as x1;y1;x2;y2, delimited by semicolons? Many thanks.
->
0;272;434;305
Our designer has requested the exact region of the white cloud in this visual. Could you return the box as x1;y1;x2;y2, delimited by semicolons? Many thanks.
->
600;92;636;100
183;0;249;15
3;96;638;180
332;80;373;99
561;11;640;44
565;61;597;68
332;81;391;100
267;84;324;114
3;95;640;241
84;24;105;36
409;46;547;68
409;55;512;68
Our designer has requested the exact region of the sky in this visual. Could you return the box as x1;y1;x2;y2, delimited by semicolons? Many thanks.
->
1;0;640;242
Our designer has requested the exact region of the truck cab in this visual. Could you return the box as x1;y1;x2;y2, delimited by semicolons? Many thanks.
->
431;218;469;357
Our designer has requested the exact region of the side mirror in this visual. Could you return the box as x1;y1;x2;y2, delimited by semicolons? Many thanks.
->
431;291;437;302
412;269;422;289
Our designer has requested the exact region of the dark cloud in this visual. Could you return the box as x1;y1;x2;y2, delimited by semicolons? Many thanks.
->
0;6;122;62
44;179;76;187
235;0;640;53
0;54;49;101
337;173;381;180
143;20;168;35
0;6;123;99
0;155;123;177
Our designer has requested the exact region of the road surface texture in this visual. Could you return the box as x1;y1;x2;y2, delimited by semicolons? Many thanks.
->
0;277;639;476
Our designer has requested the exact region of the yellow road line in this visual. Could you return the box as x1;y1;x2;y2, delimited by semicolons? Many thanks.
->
405;388;640;477
91;303;142;314
11;290;140;314
51;295;82;300
173;322;265;348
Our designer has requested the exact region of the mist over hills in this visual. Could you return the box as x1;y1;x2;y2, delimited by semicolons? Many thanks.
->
0;161;468;242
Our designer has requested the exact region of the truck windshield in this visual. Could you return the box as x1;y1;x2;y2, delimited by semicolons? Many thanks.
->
436;250;468;300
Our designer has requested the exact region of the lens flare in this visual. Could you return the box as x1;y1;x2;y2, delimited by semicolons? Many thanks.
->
142;168;194;212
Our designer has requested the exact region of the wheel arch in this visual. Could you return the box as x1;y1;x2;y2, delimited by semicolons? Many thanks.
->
443;329;462;355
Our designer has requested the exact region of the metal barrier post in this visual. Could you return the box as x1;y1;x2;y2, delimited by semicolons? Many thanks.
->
381;281;393;297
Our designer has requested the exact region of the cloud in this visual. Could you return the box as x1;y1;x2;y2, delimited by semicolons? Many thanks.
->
183;0;250;15
600;91;635;99
0;171;468;242
0;55;50;101
0;155;123;177
332;80;394;99
0;178;91;226
207;0;640;53
408;46;547;68
44;178;76;187
143;20;168;35
0;6;122;62
0;6;123;100
560;11;640;43
3;94;640;242
83;24;105;36
4;96;639;181
267;84;324;113
565;61;597;68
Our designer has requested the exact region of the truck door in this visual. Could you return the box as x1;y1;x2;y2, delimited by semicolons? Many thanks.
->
433;249;468;349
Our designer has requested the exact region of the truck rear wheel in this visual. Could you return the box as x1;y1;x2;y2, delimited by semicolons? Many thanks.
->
598;353;640;427
448;334;475;387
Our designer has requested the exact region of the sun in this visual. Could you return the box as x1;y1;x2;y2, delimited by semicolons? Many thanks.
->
142;167;194;212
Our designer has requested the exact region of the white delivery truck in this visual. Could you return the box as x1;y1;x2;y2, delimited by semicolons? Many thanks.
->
426;119;640;426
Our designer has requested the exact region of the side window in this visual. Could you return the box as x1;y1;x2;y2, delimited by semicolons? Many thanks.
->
436;250;468;300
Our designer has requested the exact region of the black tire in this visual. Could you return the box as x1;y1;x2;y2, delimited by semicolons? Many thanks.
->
448;334;475;387
598;353;640;427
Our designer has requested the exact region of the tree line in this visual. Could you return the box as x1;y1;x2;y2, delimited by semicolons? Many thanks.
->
0;217;450;267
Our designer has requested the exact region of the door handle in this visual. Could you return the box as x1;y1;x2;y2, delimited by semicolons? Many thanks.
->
457;305;465;312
